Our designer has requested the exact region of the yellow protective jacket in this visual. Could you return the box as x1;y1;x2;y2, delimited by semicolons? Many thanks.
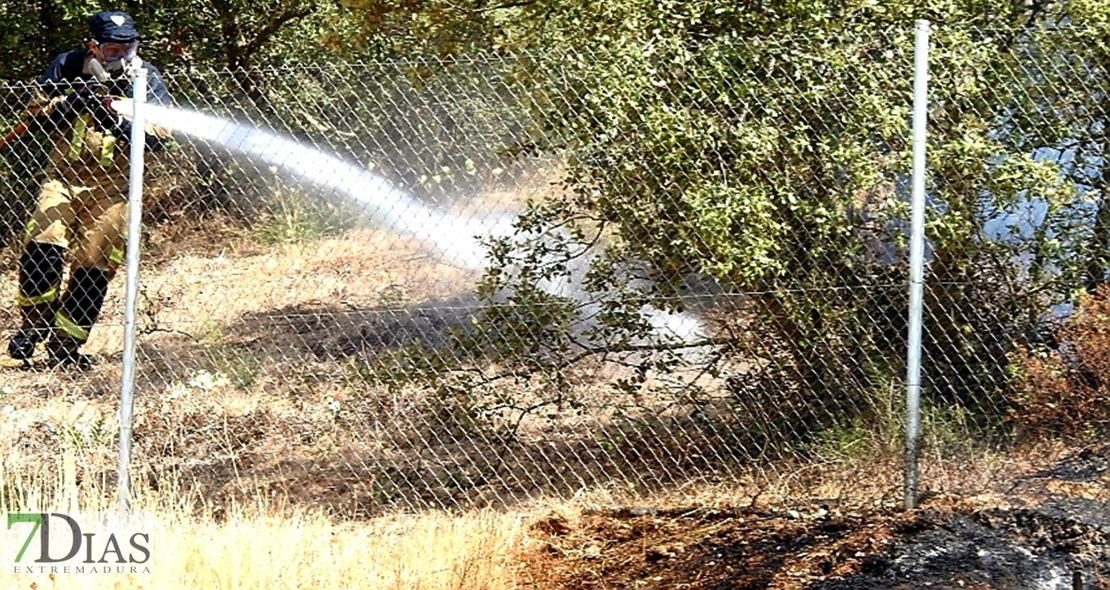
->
31;51;174;190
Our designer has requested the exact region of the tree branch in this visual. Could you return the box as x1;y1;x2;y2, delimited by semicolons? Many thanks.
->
472;0;537;14
207;0;242;65
242;3;318;58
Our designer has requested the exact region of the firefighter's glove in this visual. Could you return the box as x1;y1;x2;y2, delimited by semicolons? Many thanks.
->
59;86;100;116
89;96;126;138
46;86;104;130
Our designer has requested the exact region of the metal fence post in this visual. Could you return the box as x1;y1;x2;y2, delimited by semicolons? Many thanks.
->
118;67;148;515
904;20;930;510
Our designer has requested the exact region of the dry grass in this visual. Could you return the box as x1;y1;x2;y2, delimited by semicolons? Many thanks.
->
91;226;481;357
0;172;566;588
0;454;529;590
0;196;746;515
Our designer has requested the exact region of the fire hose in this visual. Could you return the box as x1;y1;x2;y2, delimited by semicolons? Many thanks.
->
0;117;33;150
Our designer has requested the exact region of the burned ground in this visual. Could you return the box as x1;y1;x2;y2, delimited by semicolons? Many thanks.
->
519;444;1110;589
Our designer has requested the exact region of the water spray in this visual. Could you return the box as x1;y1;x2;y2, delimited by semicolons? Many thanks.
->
113;101;707;345
112;99;510;269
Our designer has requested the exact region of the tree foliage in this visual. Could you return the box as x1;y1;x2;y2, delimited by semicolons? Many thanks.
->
474;0;1110;436
5;0;1110;443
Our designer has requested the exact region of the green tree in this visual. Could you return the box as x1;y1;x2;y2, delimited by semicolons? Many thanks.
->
475;0;1090;438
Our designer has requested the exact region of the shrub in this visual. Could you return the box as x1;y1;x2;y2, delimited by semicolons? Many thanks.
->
1008;285;1110;440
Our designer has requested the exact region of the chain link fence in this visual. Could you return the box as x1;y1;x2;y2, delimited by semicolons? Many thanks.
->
0;23;1108;514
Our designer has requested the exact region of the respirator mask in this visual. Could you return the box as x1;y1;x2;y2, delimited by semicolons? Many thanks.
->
92;40;141;78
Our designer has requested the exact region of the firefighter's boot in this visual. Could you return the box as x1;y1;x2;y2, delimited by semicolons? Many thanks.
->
7;241;65;360
46;267;109;369
45;335;92;370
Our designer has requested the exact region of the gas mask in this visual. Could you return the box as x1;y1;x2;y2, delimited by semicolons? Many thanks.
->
92;40;141;79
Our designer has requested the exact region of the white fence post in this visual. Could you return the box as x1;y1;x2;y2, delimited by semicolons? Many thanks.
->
118;67;148;515
905;20;930;510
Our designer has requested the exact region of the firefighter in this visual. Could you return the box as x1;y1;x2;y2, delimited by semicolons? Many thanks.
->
6;10;174;368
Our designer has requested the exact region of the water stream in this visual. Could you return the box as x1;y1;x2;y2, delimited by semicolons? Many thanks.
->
116;101;708;345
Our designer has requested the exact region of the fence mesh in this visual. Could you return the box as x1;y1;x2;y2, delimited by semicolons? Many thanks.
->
0;24;1108;514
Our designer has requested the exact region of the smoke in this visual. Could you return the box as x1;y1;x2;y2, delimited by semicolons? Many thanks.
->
118;102;707;345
